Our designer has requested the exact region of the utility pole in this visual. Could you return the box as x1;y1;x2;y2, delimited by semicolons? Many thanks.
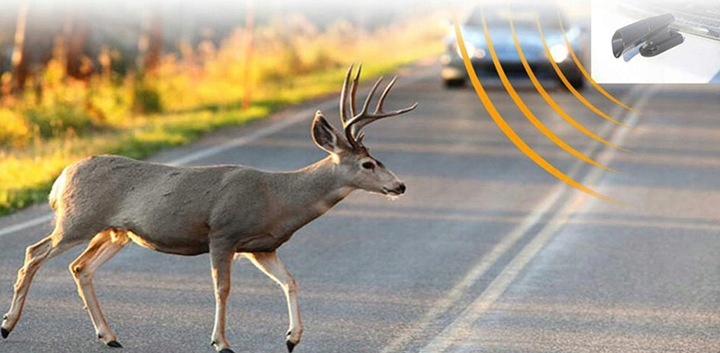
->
10;1;29;93
138;4;163;75
63;1;91;80
242;0;255;109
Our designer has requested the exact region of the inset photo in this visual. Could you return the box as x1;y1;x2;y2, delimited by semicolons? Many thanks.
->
591;0;720;83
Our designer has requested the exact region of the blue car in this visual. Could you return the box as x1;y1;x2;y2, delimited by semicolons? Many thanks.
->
441;4;586;89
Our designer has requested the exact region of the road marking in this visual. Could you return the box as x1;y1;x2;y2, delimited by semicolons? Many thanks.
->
416;87;656;353
0;213;55;238
166;110;313;166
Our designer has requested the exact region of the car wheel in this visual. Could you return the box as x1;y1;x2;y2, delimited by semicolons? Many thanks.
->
443;78;466;88
564;75;585;91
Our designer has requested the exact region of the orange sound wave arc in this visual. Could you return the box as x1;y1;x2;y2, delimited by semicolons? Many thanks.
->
480;13;615;172
536;20;629;127
508;17;626;152
452;15;615;202
556;13;636;113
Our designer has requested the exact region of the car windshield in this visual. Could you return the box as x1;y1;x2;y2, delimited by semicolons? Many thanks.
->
465;6;567;30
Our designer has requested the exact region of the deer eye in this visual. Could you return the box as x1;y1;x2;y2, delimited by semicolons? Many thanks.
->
362;161;375;170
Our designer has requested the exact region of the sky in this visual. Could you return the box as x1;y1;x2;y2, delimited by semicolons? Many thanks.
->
0;0;453;46
0;0;596;67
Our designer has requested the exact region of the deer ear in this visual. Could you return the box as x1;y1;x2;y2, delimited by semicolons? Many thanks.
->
312;111;349;154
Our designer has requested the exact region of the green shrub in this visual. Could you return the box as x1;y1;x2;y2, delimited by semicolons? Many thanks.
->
133;79;163;114
87;77;133;125
24;103;95;138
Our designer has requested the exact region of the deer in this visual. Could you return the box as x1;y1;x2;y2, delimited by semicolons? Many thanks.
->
0;65;416;353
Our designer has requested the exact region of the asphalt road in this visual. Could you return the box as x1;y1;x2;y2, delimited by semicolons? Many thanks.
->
1;60;719;353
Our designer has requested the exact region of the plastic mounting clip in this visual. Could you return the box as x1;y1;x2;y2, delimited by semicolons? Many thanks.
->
611;13;684;59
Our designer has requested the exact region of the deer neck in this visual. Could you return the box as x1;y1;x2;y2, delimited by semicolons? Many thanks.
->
246;157;352;242
287;156;354;215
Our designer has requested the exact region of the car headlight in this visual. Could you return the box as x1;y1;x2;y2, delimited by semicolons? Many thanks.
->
452;41;486;59
454;41;476;57
549;44;569;63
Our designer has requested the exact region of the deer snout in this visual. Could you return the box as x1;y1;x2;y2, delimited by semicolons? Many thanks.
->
384;182;406;196
397;183;406;194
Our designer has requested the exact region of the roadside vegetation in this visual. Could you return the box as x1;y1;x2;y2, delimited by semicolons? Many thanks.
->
0;14;442;216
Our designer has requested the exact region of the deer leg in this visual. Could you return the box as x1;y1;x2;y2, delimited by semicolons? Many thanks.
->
2;233;79;339
69;230;128;348
209;244;235;353
246;251;302;353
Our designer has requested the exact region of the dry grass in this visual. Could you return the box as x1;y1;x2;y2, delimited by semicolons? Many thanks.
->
0;14;443;215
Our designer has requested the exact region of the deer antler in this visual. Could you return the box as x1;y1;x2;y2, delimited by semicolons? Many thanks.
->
339;64;418;150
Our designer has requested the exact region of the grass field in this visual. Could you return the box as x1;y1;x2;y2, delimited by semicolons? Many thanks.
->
0;15;443;215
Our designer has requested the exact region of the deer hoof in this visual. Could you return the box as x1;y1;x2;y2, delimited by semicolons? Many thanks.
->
107;340;123;348
1;327;9;339
219;349;235;353
286;340;296;353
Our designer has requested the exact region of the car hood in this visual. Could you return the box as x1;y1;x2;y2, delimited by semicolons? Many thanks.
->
447;25;581;53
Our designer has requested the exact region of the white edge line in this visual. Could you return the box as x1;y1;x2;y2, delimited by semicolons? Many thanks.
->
0;214;55;238
166;111;312;167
